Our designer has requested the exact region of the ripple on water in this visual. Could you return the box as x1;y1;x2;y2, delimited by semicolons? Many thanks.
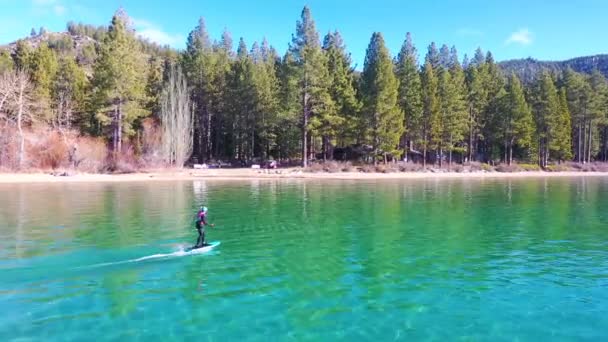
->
1;178;608;340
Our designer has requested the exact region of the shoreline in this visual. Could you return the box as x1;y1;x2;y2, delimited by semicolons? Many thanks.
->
1;168;608;183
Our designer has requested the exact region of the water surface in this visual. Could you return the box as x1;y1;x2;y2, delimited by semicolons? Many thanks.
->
1;178;607;341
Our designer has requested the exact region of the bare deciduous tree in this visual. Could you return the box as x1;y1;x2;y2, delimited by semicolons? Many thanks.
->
0;71;32;169
14;71;32;169
160;64;193;167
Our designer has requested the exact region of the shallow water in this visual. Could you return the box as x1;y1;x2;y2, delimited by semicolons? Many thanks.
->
1;178;607;341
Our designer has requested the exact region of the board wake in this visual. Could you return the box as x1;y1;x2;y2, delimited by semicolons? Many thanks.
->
134;241;221;261
78;241;221;269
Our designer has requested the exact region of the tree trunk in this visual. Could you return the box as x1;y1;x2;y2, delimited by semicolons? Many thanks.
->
582;120;588;163
587;121;593;163
468;107;473;164
603;127;608;162
545;140;549;168
403;134;409;162
214;116;221;159
17;81;25;169
509;138;514;166
504;139;508;165
577;123;582;163
302;92;308;168
322;136;327;162
117;101;122;153
422;137;427;168
112;104;118;152
249;127;254;161
448;134;453;169
206;109;212;161
538;138;544;167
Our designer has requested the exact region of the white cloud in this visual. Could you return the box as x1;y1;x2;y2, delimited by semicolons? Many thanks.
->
31;0;67;16
506;28;533;46
139;28;183;46
131;18;154;29
54;5;66;15
132;17;183;46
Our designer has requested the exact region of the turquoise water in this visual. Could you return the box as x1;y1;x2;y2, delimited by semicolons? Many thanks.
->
1;178;607;341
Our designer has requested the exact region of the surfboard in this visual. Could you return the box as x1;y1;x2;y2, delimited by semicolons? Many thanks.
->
185;241;221;253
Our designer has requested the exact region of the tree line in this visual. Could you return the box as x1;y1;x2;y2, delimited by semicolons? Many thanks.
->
1;6;607;170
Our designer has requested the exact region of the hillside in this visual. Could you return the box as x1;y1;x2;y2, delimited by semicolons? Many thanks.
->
499;54;608;83
0;24;176;74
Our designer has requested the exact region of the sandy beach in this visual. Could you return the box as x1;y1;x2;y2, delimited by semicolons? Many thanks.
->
1;168;607;183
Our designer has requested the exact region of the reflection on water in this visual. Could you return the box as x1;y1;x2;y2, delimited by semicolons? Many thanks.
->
0;177;607;341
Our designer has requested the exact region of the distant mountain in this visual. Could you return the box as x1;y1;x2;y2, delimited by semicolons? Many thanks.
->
499;55;608;83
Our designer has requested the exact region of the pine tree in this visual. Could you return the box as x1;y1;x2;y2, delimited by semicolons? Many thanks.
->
435;69;450;166
586;70;608;162
471;47;485;67
90;8;148;153
52;56;87;130
12;40;33;71
395;32;423;161
288;6;334;166
183;17;215;161
29;42;58;120
0;50;14;74
564;68;592;162
425;42;440;70
438;44;451;69
360;32;403;164
502;74;534;164
323;31;360;155
219;29;234;59
532;71;560;167
445;47;468;166
465;60;487;162
227;38;256;159
462;54;470;70
480;51;505;162
252;41;281;160
211;30;234;159
145;56;164;117
421;60;439;167
30;28;37;38
277;50;302;160
554;88;573;162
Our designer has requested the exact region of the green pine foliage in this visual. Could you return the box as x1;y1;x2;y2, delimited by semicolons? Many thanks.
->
532;71;561;167
554;88;573;161
360;32;404;164
421;60;439;166
395;32;423;159
90;8;149;152
323;31;361;148
502;74;535;164
2;5;608;170
52;56;87;129
288;6;335;165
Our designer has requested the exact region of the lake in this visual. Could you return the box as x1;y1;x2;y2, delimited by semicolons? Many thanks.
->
1;177;607;341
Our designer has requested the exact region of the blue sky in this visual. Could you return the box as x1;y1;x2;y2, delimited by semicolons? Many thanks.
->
1;0;607;69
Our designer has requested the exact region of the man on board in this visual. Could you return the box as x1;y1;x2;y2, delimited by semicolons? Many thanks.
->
194;206;214;248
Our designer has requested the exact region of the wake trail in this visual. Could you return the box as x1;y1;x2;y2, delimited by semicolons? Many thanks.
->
75;242;220;270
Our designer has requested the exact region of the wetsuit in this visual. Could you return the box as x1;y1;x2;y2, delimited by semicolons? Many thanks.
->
195;211;208;247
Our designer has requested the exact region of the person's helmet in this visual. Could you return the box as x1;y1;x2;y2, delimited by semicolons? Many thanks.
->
202;206;208;212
